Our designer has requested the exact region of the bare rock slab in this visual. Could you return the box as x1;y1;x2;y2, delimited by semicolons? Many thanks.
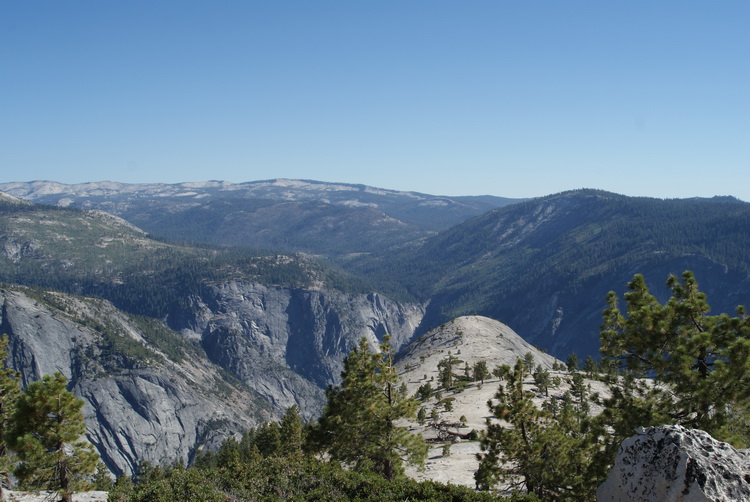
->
597;425;750;502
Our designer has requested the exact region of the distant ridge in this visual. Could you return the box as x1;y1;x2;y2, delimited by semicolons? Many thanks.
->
0;179;522;257
383;189;750;359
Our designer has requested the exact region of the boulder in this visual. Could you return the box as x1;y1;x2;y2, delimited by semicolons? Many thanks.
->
597;425;750;502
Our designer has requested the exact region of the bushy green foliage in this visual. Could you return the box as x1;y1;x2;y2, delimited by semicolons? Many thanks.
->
312;336;427;480
8;372;99;501
600;271;750;447
121;407;508;502
476;359;606;501
437;353;464;390
113;454;508;502
0;335;20;486
114;463;225;502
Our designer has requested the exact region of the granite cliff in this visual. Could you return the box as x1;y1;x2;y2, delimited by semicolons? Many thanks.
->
0;280;424;476
0;286;267;476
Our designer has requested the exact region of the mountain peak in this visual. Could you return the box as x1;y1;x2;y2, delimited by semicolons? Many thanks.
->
397;316;559;388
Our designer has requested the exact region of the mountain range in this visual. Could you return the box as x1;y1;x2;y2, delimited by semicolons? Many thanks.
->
4;180;750;360
2;179;750;477
0;179;519;257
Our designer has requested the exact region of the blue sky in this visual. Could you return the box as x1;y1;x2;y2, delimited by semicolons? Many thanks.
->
1;1;748;200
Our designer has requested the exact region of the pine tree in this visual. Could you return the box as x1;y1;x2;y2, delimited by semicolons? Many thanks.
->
9;372;99;501
279;405;304;457
437;353;463;390
601;271;750;445
522;352;535;372
582;356;598;376
314;336;427;480
472;360;490;385
416;382;433;401
238;429;262;464
492;363;511;381
0;335;21;489
565;354;579;372
254;421;282;457
532;365;551;397
216;437;241;468
476;359;604;501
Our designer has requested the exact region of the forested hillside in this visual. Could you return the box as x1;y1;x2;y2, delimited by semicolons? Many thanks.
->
0;198;386;314
356;190;750;358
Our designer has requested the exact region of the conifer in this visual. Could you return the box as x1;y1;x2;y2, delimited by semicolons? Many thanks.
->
476;359;603;501
601;271;750;446
314;336;427;480
9;372;99;501
0;335;20;488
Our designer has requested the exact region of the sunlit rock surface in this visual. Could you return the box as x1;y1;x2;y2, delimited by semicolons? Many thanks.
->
597;425;750;502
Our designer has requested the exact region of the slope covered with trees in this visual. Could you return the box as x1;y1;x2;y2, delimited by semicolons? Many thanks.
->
359;190;750;358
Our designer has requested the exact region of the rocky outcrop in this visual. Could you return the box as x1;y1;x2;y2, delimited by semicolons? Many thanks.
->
0;282;425;475
397;315;560;377
597;425;750;502
0;287;266;476
182;282;424;396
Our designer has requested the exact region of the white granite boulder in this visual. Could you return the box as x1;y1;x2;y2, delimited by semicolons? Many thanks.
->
597;425;750;502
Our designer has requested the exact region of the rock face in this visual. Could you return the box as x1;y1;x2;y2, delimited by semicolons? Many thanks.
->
188;283;424;389
0;287;266;477
0;282;425;476
597;425;750;502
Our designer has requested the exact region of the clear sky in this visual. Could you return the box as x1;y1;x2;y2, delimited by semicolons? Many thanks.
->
1;1;748;200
